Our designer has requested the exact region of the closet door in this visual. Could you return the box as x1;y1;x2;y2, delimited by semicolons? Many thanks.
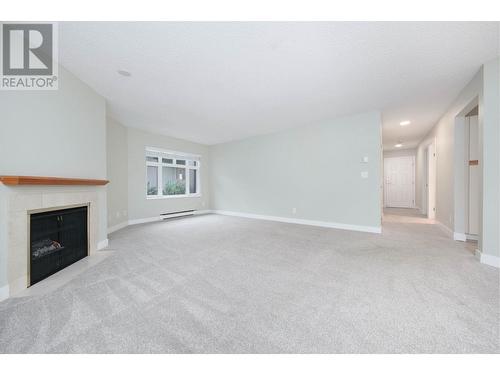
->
384;156;415;208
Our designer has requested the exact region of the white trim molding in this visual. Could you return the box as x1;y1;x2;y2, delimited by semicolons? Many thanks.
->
0;284;9;302
193;210;212;216
110;210;212;233
453;232;467;242
127;216;162;226
435;221;453;238
452;232;478;242
479;253;500;268
466;234;479;241
97;239;109;250
145;146;201;159
212;210;382;234
108;221;129;234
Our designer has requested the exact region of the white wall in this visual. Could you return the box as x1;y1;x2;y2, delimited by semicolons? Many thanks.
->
0;65;108;291
106;118;129;229
127;127;210;222
209;111;382;231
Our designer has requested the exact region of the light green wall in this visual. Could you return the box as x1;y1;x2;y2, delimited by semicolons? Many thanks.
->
0;67;106;180
415;69;482;230
127;127;210;221
416;59;499;260
481;57;500;258
209;111;382;229
106;118;129;228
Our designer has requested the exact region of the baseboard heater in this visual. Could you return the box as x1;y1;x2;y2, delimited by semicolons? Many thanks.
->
160;210;195;220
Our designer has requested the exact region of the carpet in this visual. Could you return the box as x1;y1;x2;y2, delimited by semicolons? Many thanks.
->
0;213;498;353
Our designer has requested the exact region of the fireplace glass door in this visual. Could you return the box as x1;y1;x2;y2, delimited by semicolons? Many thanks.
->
29;205;88;286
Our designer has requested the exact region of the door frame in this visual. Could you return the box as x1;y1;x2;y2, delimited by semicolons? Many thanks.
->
383;155;416;208
422;138;437;219
453;97;480;241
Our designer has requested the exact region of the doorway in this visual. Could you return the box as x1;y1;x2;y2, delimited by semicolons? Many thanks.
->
384;156;415;208
465;106;479;238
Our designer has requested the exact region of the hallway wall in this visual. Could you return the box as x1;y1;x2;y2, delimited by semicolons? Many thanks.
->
415;70;482;231
415;57;500;264
481;57;500;262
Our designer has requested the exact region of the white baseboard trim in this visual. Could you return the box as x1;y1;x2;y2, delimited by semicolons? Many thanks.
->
194;210;212;216
452;232;479;242
416;206;427;215
111;210;212;233
0;284;9;302
435;221;453;238
212;210;382;234
127;216;163;225
466;234;479;241
453;232;467;242
474;248;482;260
479;253;500;268
108;221;129;234
97;239;109;250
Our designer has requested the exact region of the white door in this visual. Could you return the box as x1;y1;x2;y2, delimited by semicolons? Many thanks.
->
384;156;415;208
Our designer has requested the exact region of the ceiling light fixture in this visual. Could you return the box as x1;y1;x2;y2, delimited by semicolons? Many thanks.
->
395;142;403;148
399;120;411;126
117;69;131;77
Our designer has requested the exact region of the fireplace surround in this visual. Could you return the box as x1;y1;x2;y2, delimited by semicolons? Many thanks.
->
0;183;107;298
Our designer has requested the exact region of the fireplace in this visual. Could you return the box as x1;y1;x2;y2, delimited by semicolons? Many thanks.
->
29;204;89;286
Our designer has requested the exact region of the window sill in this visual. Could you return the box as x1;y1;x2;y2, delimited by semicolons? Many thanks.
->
146;194;201;200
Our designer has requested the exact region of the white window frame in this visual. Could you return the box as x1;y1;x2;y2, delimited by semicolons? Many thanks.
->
145;147;201;199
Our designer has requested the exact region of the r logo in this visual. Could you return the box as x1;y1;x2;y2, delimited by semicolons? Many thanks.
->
2;23;53;75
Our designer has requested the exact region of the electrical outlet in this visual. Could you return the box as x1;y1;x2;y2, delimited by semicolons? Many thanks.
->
292;207;297;215
361;171;369;179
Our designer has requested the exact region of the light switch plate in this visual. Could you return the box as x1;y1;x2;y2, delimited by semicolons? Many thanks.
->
362;156;369;163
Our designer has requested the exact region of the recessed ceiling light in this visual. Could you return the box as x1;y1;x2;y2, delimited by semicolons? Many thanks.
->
117;69;131;77
400;120;411;126
395;143;403;148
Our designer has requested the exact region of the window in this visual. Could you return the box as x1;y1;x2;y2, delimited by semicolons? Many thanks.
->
146;166;158;195
145;148;201;198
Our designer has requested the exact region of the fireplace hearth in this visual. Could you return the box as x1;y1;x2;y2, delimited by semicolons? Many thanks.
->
29;205;89;286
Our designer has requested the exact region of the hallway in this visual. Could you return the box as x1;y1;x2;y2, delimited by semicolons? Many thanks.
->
383;208;478;254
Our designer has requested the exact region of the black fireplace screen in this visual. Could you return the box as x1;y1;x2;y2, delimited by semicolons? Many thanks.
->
29;205;88;286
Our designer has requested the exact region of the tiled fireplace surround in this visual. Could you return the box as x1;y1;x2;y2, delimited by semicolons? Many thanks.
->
1;185;106;297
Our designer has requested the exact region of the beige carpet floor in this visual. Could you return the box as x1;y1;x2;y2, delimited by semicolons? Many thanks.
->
0;212;498;353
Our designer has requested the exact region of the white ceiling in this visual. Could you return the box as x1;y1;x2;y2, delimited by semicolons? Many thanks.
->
59;22;499;148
